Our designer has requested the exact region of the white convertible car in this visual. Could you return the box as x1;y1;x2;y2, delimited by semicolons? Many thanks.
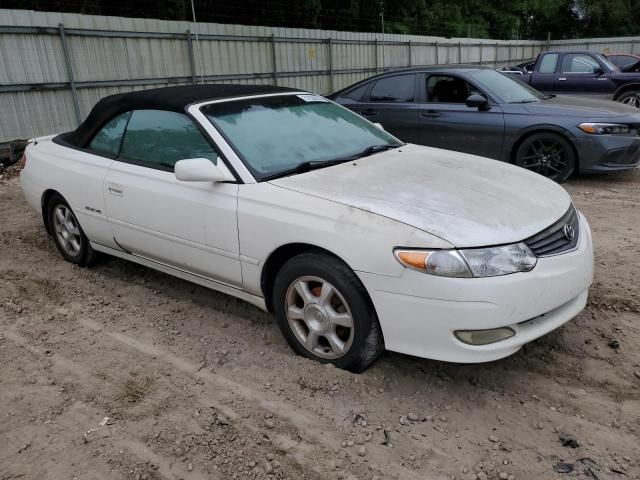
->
20;85;594;372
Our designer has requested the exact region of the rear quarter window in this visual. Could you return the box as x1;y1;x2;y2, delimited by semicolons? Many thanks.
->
88;112;131;157
370;75;416;102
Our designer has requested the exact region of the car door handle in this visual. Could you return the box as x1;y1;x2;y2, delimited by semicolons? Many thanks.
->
108;183;123;196
558;77;567;81
360;109;378;117
421;110;441;118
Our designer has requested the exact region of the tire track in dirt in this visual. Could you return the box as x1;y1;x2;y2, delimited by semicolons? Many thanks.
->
76;317;432;480
2;329;321;480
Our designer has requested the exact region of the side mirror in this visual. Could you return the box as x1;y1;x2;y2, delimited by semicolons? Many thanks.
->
373;122;385;131
465;93;489;110
594;66;604;75
174;158;234;183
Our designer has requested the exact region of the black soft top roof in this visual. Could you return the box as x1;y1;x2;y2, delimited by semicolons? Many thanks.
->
62;84;300;147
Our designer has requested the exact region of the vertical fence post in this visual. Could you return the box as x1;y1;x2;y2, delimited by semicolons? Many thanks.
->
479;42;483;64
495;42;499;65
434;41;439;64
458;41;462;63
186;29;196;84
58;23;81;125
375;38;379;73
585;41;590;51
271;34;278;86
407;40;412;67
327;37;334;93
507;42;511;63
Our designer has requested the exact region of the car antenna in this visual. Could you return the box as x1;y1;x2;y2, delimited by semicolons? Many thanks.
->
190;0;205;85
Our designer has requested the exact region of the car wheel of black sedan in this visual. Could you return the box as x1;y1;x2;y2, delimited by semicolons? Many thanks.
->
515;133;576;183
618;90;640;108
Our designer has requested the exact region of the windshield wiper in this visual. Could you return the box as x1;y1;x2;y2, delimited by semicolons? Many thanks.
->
334;143;403;161
261;159;349;181
509;99;540;104
261;143;402;181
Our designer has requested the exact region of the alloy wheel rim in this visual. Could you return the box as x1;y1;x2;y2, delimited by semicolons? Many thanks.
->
52;205;82;256
520;138;567;179
622;95;639;107
285;276;354;359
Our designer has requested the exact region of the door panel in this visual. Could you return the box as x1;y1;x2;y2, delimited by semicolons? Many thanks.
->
104;161;242;286
350;101;422;143
417;74;505;159
348;73;422;143
530;52;560;94
416;104;505;159
556;53;614;97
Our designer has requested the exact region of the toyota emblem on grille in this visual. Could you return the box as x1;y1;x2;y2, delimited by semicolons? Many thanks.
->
563;224;575;241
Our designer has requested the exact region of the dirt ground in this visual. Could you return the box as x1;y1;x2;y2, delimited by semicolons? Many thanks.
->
1;164;639;480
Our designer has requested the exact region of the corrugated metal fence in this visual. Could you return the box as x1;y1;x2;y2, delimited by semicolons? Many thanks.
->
2;8;640;142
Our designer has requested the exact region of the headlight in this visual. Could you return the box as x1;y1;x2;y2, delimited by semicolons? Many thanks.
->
394;249;472;277
459;243;537;277
394;243;536;278
578;122;630;134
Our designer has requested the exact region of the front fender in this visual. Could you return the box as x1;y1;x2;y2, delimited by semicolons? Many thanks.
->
237;183;453;297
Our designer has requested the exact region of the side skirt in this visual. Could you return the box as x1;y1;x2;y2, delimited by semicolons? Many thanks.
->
91;242;268;311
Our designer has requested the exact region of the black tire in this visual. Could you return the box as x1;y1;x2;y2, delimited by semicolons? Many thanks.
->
273;252;384;372
617;90;640;108
514;132;576;183
46;193;96;267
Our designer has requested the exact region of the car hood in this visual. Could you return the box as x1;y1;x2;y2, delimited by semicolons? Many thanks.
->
269;144;572;248
522;95;640;118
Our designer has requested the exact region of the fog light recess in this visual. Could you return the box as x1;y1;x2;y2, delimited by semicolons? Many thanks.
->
454;327;516;346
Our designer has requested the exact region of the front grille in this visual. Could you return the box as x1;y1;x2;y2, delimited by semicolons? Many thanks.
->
524;205;579;257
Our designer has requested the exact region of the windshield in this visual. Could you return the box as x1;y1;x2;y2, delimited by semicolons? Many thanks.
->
202;94;401;180
467;69;545;103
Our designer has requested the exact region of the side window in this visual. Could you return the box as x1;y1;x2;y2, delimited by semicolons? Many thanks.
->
120;110;218;170
342;82;370;101
561;54;599;73
538;54;558;74
612;55;634;67
369;75;415;102
427;75;473;103
88;112;131;157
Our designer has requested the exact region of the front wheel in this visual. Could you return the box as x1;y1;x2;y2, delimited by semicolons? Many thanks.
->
514;132;576;183
617;90;640;108
273;252;384;372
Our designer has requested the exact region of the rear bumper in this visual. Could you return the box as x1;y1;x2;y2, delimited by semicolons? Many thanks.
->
573;134;640;173
357;213;594;363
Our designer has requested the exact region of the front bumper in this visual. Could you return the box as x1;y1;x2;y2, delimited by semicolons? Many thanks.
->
357;213;594;363
573;133;640;173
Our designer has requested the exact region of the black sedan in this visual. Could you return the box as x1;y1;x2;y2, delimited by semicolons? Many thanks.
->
328;66;640;182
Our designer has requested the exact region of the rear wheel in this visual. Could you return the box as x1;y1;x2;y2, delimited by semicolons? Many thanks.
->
514;132;576;183
46;193;96;266
273;252;384;372
618;90;640;108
